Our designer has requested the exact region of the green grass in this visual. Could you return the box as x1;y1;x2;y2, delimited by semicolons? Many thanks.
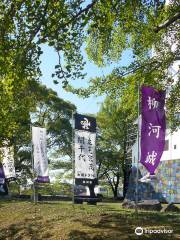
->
0;200;180;240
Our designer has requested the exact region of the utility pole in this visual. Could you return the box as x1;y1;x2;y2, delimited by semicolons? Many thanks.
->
135;80;140;215
72;111;75;204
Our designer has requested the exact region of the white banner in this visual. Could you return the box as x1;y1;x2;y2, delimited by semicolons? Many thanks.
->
1;146;16;179
32;127;49;182
75;130;96;179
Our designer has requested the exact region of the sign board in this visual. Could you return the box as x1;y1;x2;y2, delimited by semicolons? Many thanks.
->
74;114;97;185
32;127;50;183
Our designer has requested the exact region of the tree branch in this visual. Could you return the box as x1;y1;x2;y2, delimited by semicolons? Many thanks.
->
68;0;98;24
154;12;180;33
28;0;50;44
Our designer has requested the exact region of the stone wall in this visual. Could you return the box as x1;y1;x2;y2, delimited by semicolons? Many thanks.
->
125;159;180;203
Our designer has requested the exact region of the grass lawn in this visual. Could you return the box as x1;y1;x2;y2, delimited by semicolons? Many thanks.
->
0;200;180;240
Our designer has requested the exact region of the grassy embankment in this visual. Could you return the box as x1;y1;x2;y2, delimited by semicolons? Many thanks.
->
0;200;180;240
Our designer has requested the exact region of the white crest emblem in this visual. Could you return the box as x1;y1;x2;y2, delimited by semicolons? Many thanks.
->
80;118;91;130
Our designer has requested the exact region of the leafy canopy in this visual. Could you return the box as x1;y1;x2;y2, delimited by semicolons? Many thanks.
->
65;0;179;127
0;0;179;141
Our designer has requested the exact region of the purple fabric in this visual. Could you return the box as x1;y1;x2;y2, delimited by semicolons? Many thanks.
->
0;166;5;184
35;176;50;183
140;86;166;175
0;166;5;178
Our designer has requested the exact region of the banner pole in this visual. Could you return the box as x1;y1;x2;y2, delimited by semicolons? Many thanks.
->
30;125;36;204
72;111;75;204
135;80;140;215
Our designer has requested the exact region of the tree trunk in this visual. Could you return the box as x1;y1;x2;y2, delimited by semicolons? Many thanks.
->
4;181;9;195
88;185;96;197
106;174;115;198
114;174;120;199
122;129;128;199
113;187;118;198
123;168;130;199
108;176;119;199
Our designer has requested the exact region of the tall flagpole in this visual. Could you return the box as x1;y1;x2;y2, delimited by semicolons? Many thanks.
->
30;125;36;204
72;111;75;204
135;80;140;215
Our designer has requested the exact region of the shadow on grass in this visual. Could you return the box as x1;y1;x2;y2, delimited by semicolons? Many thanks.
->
0;217;53;240
1;201;180;240
69;210;180;240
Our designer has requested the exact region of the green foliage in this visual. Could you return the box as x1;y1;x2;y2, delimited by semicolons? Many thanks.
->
50;158;72;172
66;0;179;129
0;0;91;147
36;182;72;196
0;1;179;192
85;0;179;66
1;0;178;135
0;81;76;187
0;79;36;146
31;83;76;156
96;93;137;197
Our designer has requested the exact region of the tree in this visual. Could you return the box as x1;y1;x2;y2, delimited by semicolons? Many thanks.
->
31;84;76;186
1;83;76;190
31;83;76;157
0;79;36;147
0;0;96;191
65;0;179;128
1;1;179;135
1;1;179;192
96;94;137;198
0;0;97;147
96;146;122;198
0;0;92;82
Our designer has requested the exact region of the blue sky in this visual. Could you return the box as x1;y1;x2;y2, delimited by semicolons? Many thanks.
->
40;44;132;115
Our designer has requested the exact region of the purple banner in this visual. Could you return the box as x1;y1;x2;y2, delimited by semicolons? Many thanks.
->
140;86;166;175
0;166;5;184
35;176;50;183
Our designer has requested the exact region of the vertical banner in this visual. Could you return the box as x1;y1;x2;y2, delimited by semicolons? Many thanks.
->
74;113;97;185
140;86;166;175
0;166;5;184
32;127;50;183
0;166;8;195
1;146;16;181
